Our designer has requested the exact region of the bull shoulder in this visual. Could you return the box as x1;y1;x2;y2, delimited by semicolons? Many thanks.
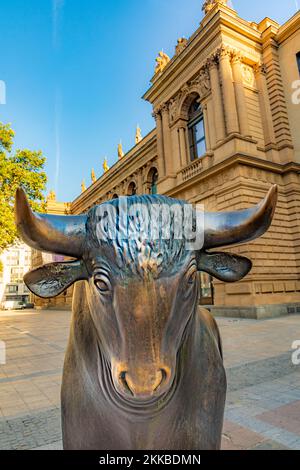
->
196;307;223;360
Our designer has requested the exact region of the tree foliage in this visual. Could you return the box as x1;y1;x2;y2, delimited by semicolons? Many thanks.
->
0;122;47;251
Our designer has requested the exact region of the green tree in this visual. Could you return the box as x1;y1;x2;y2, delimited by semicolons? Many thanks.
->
0;122;47;251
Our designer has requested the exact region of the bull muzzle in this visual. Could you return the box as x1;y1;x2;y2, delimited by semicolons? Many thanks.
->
112;362;172;400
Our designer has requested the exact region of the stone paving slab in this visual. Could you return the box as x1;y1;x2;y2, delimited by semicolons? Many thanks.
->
0;309;299;450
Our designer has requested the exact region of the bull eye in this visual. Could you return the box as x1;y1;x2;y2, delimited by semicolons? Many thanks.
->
94;274;111;294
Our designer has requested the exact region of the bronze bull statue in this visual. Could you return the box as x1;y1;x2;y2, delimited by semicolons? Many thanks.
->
15;186;277;450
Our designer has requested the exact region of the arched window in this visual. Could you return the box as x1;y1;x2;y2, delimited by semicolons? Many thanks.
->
297;52;300;75
188;99;206;161
150;169;158;195
127;182;137;196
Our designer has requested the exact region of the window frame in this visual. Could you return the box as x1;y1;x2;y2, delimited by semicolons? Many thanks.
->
297;52;300;75
150;169;158;195
187;101;206;161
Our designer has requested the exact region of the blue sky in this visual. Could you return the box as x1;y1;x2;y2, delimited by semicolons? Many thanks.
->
0;0;298;201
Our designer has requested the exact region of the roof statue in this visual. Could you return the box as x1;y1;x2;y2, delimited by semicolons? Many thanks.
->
155;51;170;75
202;0;228;14
81;180;86;193
91;168;96;184
175;37;188;55
135;125;142;145
47;190;56;202
103;157;109;173
118;141;124;159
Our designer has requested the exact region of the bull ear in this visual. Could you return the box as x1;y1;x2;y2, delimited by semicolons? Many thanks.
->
197;251;252;282
24;261;88;299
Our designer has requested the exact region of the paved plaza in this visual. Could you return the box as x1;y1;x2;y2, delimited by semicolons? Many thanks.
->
0;308;299;450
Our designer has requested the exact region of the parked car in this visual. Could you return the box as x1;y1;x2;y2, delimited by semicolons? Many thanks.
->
24;303;34;309
2;300;26;310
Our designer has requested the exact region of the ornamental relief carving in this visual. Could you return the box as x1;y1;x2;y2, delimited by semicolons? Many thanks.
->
216;44;232;60
155;45;258;124
241;64;256;88
165;66;211;124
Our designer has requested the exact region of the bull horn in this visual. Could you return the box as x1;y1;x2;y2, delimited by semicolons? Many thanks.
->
15;187;87;258
203;185;277;249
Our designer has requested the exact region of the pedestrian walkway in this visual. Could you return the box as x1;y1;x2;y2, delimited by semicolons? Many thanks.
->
0;309;299;450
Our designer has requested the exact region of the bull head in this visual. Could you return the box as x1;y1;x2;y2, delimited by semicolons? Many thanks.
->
15;186;277;400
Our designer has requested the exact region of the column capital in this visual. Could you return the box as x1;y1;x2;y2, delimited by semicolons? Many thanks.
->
206;54;219;69
161;103;169;114
231;50;243;65
152;107;162;119
216;45;233;61
253;62;268;75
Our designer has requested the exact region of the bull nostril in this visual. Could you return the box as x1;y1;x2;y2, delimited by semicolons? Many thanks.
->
117;367;171;399
119;371;134;396
154;368;168;392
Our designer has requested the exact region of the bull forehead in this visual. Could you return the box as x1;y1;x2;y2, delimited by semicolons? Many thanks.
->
86;240;194;280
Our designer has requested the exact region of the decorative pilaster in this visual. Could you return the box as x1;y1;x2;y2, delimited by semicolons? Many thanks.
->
170;126;181;173
253;63;276;147
161;104;173;175
202;103;211;152
153;110;166;178
231;52;250;137
135;168;143;194
207;56;226;143
217;46;239;135
206;98;216;149
178;125;189;167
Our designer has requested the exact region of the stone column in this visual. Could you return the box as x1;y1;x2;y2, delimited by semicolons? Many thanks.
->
136;168;143;194
202;103;211;152
206;98;216;149
218;46;239;135
170;126;181;172
153;110;166;178
207;57;226;143
254;63;276;147
178;125;189;167
231;52;250;137
161;104;173;175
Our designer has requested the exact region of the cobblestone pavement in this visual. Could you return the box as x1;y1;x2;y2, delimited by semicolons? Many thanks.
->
0;309;299;450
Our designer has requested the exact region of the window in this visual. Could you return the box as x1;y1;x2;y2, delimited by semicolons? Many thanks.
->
10;267;23;283
188;99;206;161
127;182;137;196
6;285;18;294
297;52;300;75
6;250;19;266
150;169;158;195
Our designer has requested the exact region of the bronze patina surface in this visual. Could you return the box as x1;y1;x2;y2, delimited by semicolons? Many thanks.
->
15;186;277;449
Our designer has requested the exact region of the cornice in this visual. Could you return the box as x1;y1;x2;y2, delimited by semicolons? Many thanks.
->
276;11;300;44
165;155;300;198
143;7;263;105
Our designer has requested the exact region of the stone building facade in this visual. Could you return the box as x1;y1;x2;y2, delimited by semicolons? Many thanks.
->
37;1;300;318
